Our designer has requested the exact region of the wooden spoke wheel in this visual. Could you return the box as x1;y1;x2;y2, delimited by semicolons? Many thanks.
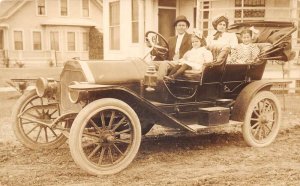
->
12;89;67;149
69;98;141;175
242;91;281;147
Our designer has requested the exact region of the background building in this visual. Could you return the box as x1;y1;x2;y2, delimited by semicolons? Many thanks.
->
0;0;103;67
103;0;300;60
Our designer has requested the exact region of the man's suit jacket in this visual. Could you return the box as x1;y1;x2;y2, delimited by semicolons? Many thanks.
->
167;33;192;60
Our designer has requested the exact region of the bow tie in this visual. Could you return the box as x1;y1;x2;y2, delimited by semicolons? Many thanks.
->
213;31;223;40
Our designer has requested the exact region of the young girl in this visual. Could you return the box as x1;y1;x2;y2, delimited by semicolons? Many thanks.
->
229;29;260;64
164;31;213;80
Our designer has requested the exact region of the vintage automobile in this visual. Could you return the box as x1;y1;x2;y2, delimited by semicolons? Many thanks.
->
12;21;296;175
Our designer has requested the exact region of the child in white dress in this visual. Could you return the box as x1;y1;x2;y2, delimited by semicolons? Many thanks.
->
229;29;260;64
164;32;213;80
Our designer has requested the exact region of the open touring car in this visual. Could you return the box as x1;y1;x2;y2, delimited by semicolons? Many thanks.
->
12;21;296;175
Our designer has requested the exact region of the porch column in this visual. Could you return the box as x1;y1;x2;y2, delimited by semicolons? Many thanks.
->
290;0;298;48
140;0;146;55
196;0;200;30
4;27;9;50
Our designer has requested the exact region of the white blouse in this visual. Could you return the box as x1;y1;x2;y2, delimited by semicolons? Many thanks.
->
206;32;238;50
180;47;213;70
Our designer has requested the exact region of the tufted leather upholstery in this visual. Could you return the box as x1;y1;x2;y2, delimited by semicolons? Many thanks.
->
182;46;230;82
200;47;230;84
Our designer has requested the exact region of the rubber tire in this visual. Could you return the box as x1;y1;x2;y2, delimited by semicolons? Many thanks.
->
69;98;141;175
11;89;67;150
242;91;281;147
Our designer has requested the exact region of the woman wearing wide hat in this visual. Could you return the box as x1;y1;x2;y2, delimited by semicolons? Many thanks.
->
206;15;238;61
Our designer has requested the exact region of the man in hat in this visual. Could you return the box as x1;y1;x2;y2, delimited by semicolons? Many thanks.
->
154;15;192;79
166;15;192;60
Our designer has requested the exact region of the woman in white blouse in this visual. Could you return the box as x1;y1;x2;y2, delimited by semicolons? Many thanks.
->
206;15;238;61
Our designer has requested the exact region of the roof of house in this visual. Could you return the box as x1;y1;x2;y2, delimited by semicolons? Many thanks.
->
0;0;29;22
0;0;103;23
92;0;103;9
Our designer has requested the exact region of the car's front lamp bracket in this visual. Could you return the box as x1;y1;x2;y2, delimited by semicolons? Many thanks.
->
36;77;58;97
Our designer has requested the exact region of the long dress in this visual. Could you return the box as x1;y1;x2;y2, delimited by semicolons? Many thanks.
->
180;47;213;71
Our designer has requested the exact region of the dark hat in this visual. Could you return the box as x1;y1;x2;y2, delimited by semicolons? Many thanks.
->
212;15;229;30
174;15;190;28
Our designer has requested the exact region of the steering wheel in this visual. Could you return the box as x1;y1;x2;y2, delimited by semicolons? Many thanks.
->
145;31;169;57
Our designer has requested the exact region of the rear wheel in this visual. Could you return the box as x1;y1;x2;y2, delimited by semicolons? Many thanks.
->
242;91;281;147
69;98;141;175
12;89;67;149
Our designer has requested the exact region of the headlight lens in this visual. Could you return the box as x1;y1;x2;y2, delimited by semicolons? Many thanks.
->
36;78;58;97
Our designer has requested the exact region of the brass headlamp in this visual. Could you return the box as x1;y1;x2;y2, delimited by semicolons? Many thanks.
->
36;77;58;97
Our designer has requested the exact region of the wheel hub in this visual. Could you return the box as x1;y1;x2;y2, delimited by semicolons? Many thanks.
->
39;111;51;120
98;130;115;143
106;135;115;142
259;115;268;124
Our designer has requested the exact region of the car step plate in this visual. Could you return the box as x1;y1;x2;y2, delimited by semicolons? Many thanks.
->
188;120;243;133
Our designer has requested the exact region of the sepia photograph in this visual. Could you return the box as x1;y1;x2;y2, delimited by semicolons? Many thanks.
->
0;0;300;185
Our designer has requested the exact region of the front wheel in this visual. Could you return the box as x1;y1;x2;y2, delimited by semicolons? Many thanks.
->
242;91;281;147
11;89;67;149
69;98;141;175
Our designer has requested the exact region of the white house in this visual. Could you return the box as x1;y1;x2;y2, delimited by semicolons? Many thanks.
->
0;0;103;67
102;0;300;60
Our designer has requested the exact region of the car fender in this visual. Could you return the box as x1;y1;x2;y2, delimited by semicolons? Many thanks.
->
231;80;273;121
69;83;195;132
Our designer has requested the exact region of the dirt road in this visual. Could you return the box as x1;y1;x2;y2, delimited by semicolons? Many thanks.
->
1;92;300;186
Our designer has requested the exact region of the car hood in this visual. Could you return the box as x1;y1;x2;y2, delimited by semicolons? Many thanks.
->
63;58;148;84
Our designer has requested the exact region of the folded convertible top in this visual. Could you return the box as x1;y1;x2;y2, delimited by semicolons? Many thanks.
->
228;21;296;61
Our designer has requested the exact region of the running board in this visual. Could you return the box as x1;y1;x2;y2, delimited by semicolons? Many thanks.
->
188;120;243;133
